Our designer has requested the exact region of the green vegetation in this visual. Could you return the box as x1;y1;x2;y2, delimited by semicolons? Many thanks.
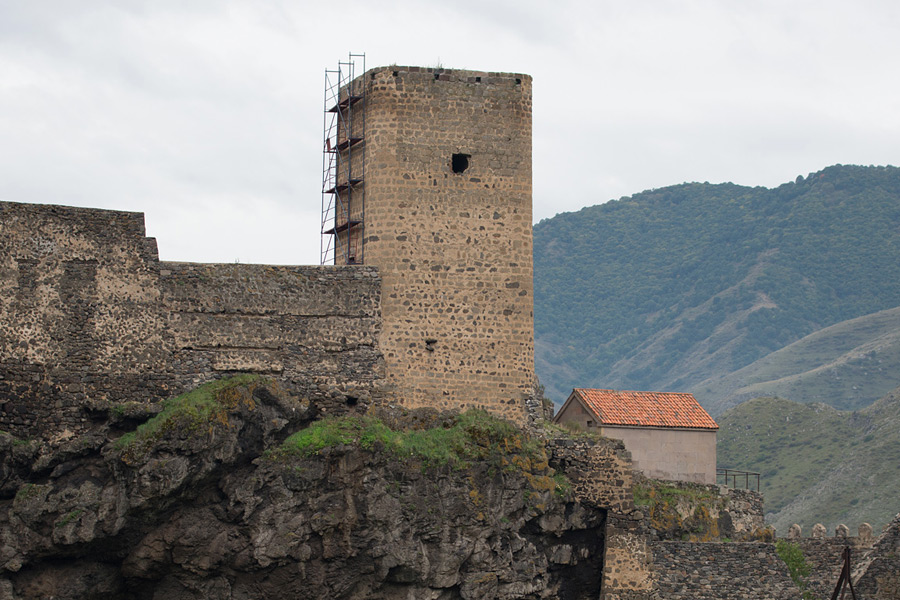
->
551;472;571;497
534;165;900;408
775;540;812;598
56;508;84;528
633;481;720;507
116;374;261;462
270;410;569;496
15;483;42;502
275;410;534;466
1;430;31;447
717;389;900;534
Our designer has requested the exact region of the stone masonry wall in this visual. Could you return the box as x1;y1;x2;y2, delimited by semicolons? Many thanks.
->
781;518;900;600
793;526;872;599
548;437;654;600
633;475;767;542
650;541;798;599
0;201;384;439
359;67;534;423
160;262;383;416
547;435;776;600
855;513;900;600
3;65;535;436
0;201;169;437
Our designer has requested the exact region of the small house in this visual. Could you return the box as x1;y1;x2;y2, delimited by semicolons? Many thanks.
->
553;388;719;484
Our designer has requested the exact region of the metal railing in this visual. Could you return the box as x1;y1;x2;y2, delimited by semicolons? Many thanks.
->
717;468;760;492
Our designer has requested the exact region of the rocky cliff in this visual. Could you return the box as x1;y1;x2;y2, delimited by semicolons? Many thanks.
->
0;376;607;599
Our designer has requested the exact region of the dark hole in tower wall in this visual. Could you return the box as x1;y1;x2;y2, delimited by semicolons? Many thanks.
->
451;153;470;174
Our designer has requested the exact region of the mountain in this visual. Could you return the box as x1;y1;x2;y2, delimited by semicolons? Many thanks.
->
716;389;900;535
534;164;900;409
696;306;900;415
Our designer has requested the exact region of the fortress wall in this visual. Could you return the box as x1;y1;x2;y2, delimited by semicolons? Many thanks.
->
0;202;166;372
794;535;872;599
360;67;534;422
0;201;170;437
855;513;900;599
548;437;655;600
0;201;385;438
549;437;776;600
781;519;898;600
3;64;539;436
160;262;383;414
650;541;798;599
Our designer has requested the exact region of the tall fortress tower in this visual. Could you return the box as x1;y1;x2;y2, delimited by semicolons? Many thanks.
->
322;62;534;421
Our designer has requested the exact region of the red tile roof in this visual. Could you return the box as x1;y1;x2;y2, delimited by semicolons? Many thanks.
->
571;388;718;430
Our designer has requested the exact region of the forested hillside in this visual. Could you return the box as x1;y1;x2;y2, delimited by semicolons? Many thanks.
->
534;165;900;408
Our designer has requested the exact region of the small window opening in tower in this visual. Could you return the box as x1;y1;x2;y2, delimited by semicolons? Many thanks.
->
452;153;470;174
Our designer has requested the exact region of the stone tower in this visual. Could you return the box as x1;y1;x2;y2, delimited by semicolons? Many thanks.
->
327;66;534;422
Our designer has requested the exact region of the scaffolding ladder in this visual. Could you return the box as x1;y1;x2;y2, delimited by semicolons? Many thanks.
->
321;53;366;265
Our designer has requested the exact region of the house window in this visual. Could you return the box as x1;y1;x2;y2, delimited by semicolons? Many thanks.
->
586;420;594;428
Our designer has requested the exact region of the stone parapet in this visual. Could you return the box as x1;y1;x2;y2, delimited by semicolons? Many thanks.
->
854;513;900;600
781;517;900;600
633;475;767;542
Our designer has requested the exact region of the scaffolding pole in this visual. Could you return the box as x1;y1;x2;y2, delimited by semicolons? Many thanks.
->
321;53;366;265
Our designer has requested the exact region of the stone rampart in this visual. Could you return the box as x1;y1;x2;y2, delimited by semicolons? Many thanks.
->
546;435;776;600
633;475;767;542
0;201;383;439
855;513;900;600
0;201;168;437
789;523;873;599
160;262;383;416
780;517;900;600
650;541;798;599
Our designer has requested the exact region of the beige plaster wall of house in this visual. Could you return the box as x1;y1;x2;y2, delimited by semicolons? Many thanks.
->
351;67;535;422
600;425;717;485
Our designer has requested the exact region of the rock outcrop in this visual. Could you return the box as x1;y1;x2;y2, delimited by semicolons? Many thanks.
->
0;377;607;599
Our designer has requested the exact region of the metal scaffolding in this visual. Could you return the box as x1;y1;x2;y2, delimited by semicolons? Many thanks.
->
321;53;366;265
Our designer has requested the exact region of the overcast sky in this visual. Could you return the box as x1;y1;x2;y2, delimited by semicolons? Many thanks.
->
2;0;899;265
